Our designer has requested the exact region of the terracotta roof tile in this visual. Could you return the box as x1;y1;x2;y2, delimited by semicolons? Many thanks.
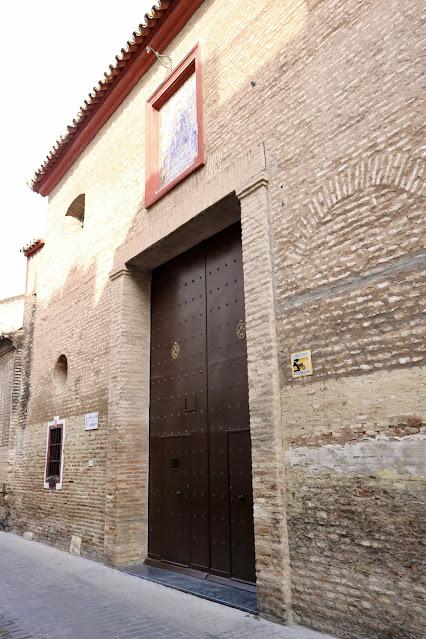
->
21;239;45;258
30;0;173;193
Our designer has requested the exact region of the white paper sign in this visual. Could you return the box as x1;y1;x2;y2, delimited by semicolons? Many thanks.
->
84;412;99;431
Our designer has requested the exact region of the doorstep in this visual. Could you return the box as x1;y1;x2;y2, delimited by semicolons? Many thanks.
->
119;562;258;614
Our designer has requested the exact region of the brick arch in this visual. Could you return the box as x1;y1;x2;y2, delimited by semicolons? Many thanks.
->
293;152;425;258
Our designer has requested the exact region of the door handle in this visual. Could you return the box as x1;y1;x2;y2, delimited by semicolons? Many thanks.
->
238;493;246;501
176;490;182;496
184;396;197;413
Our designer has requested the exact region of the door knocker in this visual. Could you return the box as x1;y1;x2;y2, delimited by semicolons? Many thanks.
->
171;341;181;360
236;320;246;340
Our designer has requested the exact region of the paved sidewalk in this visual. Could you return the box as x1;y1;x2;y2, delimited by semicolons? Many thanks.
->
0;532;338;639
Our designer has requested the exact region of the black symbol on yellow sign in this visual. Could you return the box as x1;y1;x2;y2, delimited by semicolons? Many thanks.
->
290;350;313;378
292;358;305;373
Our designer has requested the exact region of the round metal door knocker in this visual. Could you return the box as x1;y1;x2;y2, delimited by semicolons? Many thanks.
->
171;341;181;360
236;320;246;340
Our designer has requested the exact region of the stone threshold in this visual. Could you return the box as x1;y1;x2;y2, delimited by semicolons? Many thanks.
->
119;562;258;614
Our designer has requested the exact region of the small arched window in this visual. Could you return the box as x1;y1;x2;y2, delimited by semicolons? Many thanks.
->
66;194;85;227
54;354;68;387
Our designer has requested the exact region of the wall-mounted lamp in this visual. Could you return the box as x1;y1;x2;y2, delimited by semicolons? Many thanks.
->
146;46;173;75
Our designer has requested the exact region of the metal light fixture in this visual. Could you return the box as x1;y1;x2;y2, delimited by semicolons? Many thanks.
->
146;46;173;75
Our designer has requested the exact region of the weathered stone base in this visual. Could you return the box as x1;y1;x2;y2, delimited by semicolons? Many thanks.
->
287;473;426;639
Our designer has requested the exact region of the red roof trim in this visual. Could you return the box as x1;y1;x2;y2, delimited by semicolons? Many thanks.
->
22;239;45;258
31;0;204;196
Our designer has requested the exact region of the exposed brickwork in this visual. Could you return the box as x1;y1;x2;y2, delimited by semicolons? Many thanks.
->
287;474;426;639
277;266;425;383
290;417;424;449
0;338;12;523
0;342;14;450
0;332;25;529
7;1;425;638
238;174;292;621
10;248;109;556
104;267;151;566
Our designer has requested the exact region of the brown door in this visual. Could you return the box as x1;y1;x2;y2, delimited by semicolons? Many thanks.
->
148;222;255;583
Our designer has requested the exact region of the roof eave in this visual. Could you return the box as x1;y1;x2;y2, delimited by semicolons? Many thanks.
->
31;0;204;196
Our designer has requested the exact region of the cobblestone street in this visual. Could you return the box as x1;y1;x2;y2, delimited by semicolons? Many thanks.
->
0;532;338;639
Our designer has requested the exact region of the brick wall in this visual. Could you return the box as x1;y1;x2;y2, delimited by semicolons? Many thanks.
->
0;335;23;528
0;295;24;494
10;1;425;637
263;2;425;635
0;342;14;452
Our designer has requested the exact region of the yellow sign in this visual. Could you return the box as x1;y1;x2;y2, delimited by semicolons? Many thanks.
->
291;350;313;378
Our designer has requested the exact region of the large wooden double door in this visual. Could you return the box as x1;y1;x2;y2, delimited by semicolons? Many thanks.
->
148;222;255;584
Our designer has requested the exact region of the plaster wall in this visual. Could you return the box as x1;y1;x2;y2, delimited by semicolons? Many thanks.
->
0;296;24;334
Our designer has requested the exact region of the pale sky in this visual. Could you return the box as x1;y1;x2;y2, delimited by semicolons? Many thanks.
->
0;1;154;299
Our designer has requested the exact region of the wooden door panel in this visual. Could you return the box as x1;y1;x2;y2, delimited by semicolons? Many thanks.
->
205;223;255;583
149;241;209;571
162;436;190;565
149;222;255;584
209;429;231;577
207;357;250;431
148;439;162;559
228;429;256;582
189;430;209;571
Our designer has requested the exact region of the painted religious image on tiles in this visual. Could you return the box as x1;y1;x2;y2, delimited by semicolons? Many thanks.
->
159;73;198;188
145;45;203;207
291;350;313;378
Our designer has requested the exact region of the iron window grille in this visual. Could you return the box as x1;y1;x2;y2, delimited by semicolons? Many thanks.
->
44;417;65;490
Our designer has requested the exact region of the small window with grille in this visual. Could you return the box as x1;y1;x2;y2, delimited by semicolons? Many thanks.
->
44;417;65;490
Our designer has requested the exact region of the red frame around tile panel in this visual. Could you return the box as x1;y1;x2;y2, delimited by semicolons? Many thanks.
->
145;44;204;208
